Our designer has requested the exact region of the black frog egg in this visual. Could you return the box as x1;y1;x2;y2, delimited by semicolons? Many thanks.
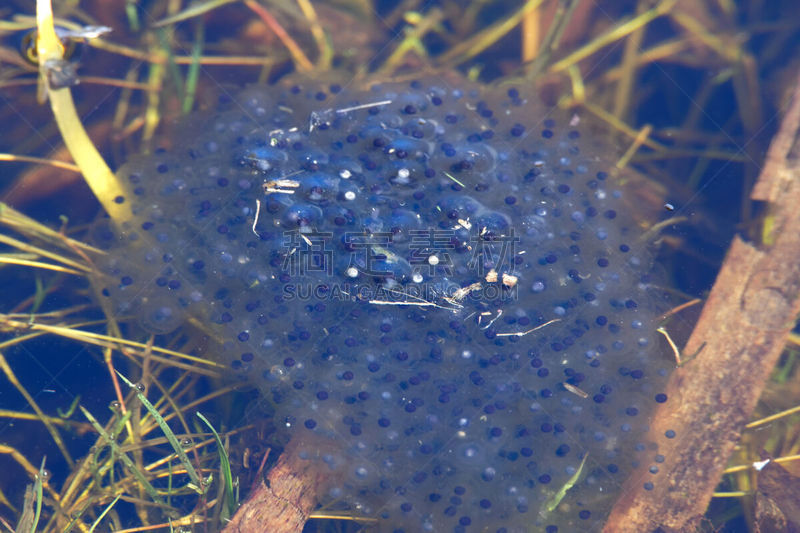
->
387;209;423;244
282;202;323;228
474;210;512;239
437;194;485;221
138;294;186;334
301;172;340;203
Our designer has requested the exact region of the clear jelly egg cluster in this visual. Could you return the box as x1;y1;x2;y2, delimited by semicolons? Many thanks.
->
94;77;674;532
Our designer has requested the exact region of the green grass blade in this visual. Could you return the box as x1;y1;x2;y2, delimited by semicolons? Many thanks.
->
544;453;588;513
197;411;237;517
30;457;45;533
78;405;164;504
57;395;81;418
182;20;204;114
115;372;205;493
151;0;237;28
156;28;184;98
88;494;120;532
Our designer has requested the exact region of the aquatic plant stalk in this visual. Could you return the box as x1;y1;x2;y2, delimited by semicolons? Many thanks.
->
35;0;129;224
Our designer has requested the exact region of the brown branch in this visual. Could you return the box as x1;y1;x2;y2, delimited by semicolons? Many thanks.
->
604;69;800;532
223;439;327;533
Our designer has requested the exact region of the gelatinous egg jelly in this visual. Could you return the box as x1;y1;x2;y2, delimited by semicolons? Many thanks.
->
95;78;673;532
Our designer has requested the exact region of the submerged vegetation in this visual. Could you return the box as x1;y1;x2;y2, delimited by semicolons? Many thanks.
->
0;0;798;531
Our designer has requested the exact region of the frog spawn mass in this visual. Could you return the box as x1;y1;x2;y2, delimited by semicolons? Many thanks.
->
96;77;674;532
